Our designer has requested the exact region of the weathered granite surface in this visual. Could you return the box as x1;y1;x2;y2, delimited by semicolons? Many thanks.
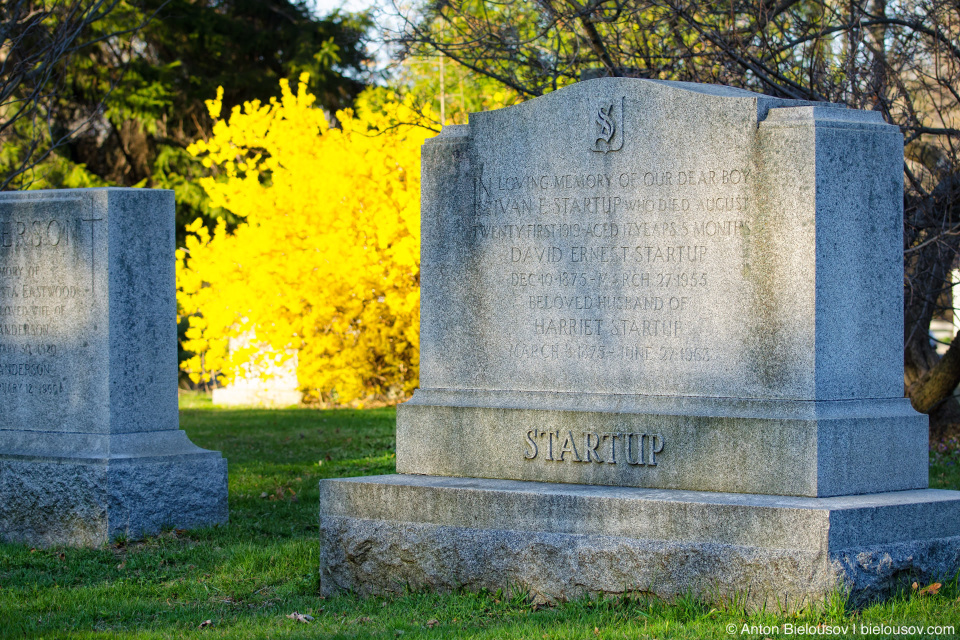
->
418;81;901;400
319;475;960;609
400;77;926;495
0;188;227;546
0;450;226;546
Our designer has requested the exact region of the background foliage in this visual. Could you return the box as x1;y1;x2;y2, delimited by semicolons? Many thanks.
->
178;77;431;403
1;0;372;240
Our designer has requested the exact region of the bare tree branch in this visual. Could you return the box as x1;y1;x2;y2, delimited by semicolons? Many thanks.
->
0;0;163;190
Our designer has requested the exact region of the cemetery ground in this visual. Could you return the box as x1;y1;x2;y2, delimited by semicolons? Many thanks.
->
1;396;958;639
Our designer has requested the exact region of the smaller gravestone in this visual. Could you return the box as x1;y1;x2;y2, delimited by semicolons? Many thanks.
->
0;188;227;547
212;334;302;407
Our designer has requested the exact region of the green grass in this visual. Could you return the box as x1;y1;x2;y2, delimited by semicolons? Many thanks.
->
932;434;960;492
1;395;959;639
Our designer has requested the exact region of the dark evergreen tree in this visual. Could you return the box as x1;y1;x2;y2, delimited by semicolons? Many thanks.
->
2;0;372;239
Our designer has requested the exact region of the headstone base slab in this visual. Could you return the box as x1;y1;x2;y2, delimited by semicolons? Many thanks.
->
0;431;227;547
319;475;960;610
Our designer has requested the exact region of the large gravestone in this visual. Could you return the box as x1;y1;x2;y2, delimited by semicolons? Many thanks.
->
0;188;227;547
319;79;960;607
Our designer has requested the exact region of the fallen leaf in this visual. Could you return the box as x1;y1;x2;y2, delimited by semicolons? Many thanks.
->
594;627;600;635
286;611;313;623
426;619;439;628
918;582;942;596
198;620;213;628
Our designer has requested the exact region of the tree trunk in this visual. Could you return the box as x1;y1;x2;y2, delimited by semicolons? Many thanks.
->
907;337;960;441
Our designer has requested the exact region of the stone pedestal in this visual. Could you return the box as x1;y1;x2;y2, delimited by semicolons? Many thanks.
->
320;476;960;608
319;79;960;606
398;392;927;498
0;430;226;546
0;189;227;547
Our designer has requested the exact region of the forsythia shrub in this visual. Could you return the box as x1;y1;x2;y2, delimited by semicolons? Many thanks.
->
178;75;433;403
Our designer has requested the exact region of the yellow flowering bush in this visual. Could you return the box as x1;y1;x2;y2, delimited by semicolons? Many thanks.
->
178;75;433;403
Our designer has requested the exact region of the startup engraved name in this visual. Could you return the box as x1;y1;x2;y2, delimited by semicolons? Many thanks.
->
523;428;664;466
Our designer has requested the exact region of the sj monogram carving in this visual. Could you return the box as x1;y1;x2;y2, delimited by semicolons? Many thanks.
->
591;97;624;153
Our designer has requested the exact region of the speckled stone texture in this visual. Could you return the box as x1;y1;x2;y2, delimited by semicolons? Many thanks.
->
319;475;960;609
418;80;902;402
0;452;227;547
402;78;927;496
0;189;227;547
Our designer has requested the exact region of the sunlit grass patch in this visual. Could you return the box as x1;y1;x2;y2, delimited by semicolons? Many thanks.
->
1;397;959;639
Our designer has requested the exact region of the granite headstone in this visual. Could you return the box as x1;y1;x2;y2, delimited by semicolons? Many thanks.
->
212;334;301;407
0;188;227;547
319;79;960;607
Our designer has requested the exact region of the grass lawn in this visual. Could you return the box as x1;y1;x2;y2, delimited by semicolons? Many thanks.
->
1;394;958;639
